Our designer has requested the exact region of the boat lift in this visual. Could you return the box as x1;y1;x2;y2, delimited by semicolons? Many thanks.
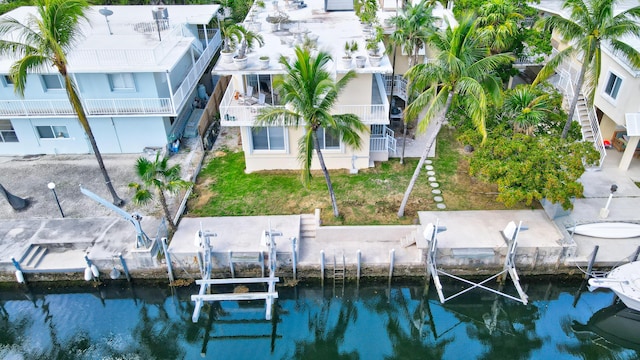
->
426;219;529;305
80;186;151;249
191;225;280;322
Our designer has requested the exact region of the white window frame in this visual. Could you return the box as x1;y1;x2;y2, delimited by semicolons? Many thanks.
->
249;126;288;153
41;74;64;91
108;73;136;91
36;125;69;139
316;127;342;151
0;119;18;143
602;70;623;104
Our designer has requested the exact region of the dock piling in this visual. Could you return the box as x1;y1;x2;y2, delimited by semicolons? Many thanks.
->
118;253;131;282
320;250;325;287
356;250;361;288
291;237;297;280
161;237;174;283
389;249;395;285
585;245;599;279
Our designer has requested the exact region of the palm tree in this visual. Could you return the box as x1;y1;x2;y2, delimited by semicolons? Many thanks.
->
388;0;436;69
0;0;124;206
129;154;191;233
504;85;552;135
256;47;367;218
532;0;640;139
387;0;437;164
476;0;524;53
397;15;513;217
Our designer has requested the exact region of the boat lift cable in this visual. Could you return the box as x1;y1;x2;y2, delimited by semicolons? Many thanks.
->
426;219;529;305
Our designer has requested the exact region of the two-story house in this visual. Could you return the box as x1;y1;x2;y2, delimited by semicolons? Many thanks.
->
532;0;640;171
215;0;396;173
0;5;221;155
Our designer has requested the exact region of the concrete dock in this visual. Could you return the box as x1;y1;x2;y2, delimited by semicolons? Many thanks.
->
0;128;639;282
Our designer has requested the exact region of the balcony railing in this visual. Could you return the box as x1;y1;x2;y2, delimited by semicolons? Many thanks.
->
172;29;221;113
0;98;172;117
384;75;408;101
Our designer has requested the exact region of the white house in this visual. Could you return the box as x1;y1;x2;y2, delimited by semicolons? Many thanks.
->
0;5;221;155
532;0;640;171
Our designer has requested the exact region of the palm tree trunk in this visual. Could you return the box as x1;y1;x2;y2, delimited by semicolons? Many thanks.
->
63;75;124;206
314;134;339;218
157;189;176;233
397;92;453;218
561;58;589;139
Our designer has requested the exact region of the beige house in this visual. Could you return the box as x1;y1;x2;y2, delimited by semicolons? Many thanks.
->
532;0;640;171
213;0;455;173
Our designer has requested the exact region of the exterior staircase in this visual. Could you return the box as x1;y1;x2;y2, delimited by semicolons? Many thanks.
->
573;92;606;169
300;214;317;244
19;244;48;269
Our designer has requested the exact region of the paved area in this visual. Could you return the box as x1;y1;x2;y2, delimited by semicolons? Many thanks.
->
0;124;639;279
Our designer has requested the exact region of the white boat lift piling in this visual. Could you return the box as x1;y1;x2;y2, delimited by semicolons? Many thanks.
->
191;225;280;323
426;219;529;305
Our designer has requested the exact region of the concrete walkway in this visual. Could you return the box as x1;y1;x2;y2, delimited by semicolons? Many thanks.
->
1;126;640;281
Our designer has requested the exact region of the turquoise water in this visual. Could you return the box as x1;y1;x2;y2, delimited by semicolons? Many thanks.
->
0;279;637;359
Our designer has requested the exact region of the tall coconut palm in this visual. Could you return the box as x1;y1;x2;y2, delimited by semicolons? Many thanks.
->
388;0;436;69
256;47;367;218
0;0;124;206
388;0;437;164
476;0;524;53
504;85;552;135
397;15;513;217
128;154;191;233
532;0;640;139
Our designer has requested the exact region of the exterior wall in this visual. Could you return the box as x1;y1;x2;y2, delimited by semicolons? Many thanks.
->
76;72;161;100
599;114;619;141
593;53;640;128
0;73;68;101
335;73;372;106
1;115;169;155
169;52;194;93
242;126;372;173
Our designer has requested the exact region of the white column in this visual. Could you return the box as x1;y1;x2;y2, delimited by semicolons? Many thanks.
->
619;135;640;170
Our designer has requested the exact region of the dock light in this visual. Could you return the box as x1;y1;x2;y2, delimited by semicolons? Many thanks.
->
600;184;618;219
47;182;64;218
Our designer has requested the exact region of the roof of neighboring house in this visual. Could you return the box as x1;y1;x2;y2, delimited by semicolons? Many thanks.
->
531;0;640;76
0;5;220;73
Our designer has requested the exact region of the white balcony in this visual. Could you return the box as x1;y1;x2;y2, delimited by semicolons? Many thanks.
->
0;98;172;117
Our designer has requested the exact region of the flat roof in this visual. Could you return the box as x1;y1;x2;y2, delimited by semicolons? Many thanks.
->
212;0;394;75
0;5;220;73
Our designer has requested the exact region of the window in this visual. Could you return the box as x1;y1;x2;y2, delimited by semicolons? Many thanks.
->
0;120;18;142
109;73;135;91
316;128;340;150
3;75;13;87
36;125;69;139
42;74;63;90
251;127;285;150
603;72;622;100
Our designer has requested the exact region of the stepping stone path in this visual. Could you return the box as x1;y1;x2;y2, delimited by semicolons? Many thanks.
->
424;160;446;209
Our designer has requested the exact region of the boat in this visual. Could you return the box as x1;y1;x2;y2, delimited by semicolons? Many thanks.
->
569;222;640;239
572;302;640;351
588;261;640;311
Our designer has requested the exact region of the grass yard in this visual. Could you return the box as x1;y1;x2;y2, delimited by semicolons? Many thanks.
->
187;127;533;225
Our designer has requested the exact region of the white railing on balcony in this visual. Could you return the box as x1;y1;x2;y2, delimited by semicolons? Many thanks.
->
172;30;221;113
333;105;387;124
370;124;396;153
0;98;173;117
384;75;408;101
84;98;172;115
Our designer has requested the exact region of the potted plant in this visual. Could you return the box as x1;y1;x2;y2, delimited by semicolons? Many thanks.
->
266;10;289;32
355;54;367;68
259;55;270;69
233;26;265;69
354;0;379;29
219;19;243;63
342;40;358;69
366;25;384;66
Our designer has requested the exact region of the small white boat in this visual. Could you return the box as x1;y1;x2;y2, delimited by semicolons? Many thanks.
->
589;261;640;311
569;222;640;239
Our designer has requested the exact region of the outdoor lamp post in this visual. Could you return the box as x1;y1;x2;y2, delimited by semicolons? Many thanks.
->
47;182;64;218
599;184;618;219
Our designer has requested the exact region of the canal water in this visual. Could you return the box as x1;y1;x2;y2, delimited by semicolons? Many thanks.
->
0;278;638;359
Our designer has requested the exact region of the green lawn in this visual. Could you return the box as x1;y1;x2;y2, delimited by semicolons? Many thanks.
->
187;128;525;225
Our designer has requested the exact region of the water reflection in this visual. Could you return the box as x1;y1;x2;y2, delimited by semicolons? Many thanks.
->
0;280;638;359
